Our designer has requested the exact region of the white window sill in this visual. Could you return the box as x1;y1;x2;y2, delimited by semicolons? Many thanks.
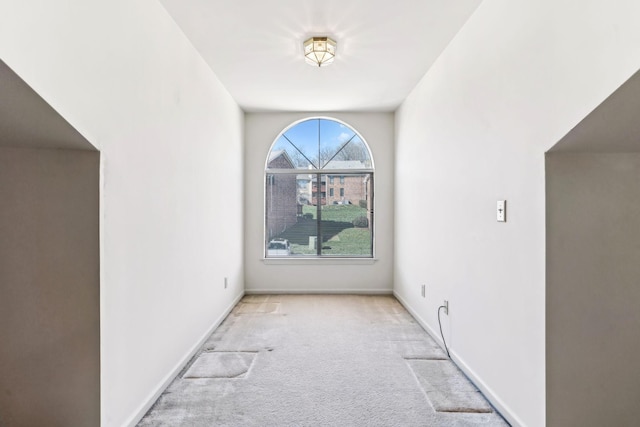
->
262;257;378;265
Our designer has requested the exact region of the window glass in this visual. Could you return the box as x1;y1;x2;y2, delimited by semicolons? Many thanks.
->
265;118;373;258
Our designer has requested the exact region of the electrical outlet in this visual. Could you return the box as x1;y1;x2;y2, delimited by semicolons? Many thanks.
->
421;284;426;298
224;277;228;289
444;300;449;315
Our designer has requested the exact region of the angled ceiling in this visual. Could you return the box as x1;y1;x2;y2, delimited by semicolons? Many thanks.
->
550;68;640;152
0;60;94;150
159;0;482;112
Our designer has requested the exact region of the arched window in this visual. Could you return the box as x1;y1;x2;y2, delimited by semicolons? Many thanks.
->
265;118;374;258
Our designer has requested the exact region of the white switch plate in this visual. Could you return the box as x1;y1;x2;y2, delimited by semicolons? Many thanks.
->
497;200;506;222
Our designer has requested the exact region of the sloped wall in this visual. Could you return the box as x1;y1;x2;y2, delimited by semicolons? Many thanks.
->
1;1;244;425
394;1;640;425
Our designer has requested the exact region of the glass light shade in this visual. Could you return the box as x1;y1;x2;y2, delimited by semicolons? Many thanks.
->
303;37;337;67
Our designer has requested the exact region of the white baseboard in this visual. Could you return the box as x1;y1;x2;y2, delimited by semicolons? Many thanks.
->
393;291;524;427
450;348;524;427
244;288;393;295
393;291;448;351
124;290;245;427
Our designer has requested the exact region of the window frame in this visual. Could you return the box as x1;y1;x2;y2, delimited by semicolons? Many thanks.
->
264;117;375;260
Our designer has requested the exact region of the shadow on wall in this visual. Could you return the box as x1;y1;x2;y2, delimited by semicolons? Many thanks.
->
546;68;640;427
0;60;100;426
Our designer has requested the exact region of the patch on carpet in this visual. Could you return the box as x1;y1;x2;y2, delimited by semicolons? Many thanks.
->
183;352;257;379
407;359;493;413
235;302;281;314
241;294;282;303
388;340;448;360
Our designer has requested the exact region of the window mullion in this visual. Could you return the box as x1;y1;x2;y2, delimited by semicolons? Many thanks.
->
316;172;322;256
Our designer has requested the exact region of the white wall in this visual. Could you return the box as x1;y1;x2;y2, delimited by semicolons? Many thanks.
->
245;113;394;293
1;2;244;426
394;1;640;426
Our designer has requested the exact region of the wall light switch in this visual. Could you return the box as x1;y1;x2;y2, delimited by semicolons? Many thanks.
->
497;200;506;222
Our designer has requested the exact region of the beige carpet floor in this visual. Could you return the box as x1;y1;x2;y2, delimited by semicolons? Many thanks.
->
138;295;509;426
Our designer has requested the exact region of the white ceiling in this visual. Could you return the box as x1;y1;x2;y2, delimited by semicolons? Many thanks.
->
159;0;483;112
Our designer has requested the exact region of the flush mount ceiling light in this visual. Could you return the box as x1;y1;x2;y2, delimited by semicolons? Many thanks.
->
303;37;337;67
